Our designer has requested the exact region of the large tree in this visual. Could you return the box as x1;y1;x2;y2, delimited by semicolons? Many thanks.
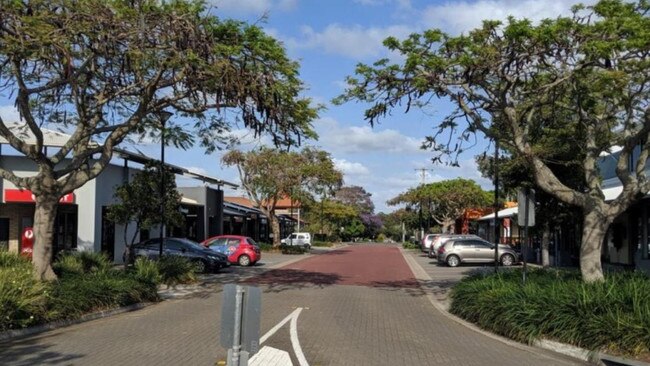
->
337;0;649;282
333;185;375;214
0;0;317;280
222;147;342;246
388;179;492;233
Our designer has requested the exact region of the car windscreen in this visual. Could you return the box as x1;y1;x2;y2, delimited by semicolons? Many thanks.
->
174;238;206;251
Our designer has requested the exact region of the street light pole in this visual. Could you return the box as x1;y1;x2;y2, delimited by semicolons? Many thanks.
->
493;138;500;273
157;110;173;257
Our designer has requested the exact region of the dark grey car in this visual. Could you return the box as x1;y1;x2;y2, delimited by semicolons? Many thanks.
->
436;238;520;267
127;237;229;273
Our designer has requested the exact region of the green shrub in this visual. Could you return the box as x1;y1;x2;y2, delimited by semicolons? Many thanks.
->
156;256;196;286
312;241;333;247
134;257;161;285
49;270;158;320
450;269;650;356
258;243;275;252
402;242;419;250
376;233;386;242
0;252;48;331
281;245;305;255
53;251;111;277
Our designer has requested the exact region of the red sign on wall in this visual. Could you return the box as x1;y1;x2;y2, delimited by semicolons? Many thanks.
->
3;189;75;204
21;227;34;259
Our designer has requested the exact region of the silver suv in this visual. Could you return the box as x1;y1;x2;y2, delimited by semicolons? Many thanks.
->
427;234;481;258
421;234;442;252
437;238;520;267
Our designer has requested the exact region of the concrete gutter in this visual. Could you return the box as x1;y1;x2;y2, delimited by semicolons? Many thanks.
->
399;247;650;366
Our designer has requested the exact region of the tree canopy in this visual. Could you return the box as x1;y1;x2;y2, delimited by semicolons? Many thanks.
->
388;178;492;233
0;0;318;280
222;147;342;245
333;185;375;214
338;0;650;282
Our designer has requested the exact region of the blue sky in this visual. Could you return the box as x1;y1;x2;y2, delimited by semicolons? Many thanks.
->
0;0;595;213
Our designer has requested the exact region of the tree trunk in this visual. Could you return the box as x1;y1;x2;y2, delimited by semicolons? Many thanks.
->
270;215;281;247
580;209;610;283
541;222;550;267
33;194;59;281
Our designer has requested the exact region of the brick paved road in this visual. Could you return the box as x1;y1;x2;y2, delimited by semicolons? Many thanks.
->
0;244;584;366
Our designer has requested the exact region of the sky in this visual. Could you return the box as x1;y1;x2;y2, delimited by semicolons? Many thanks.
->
0;0;596;213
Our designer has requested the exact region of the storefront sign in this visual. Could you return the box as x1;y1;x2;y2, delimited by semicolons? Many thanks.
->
21;227;34;259
3;189;75;204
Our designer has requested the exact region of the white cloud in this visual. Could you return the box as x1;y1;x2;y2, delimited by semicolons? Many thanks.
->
333;158;370;176
315;117;425;154
288;23;412;59
421;0;597;35
0;105;20;123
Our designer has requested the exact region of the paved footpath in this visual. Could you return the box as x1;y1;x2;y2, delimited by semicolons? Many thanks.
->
0;244;585;366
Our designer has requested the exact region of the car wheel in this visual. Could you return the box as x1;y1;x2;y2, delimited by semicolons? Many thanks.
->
501;254;515;266
194;260;207;273
446;255;460;267
238;255;251;266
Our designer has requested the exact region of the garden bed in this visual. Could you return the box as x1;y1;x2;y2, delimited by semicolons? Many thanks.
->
0;251;196;332
449;268;650;360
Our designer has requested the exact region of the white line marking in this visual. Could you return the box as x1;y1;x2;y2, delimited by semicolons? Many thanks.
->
260;307;302;344
290;308;309;366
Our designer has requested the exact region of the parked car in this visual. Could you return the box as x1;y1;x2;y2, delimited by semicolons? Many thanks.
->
125;237;229;273
421;234;442;252
281;232;311;249
437;238;520;267
428;234;482;258
201;235;261;266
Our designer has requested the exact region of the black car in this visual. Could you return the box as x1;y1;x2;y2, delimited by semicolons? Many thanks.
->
126;237;229;273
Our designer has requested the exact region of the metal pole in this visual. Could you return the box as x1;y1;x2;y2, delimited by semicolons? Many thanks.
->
230;285;244;366
494;139;500;273
159;119;165;257
523;188;529;284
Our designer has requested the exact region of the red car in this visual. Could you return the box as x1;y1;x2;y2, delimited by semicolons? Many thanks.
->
201;235;261;266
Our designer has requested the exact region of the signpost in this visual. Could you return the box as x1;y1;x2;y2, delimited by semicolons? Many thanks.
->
517;188;535;284
221;284;261;366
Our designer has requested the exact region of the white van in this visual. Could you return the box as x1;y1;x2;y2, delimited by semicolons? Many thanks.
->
281;232;312;249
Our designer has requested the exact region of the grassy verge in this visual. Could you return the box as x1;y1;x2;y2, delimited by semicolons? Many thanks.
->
1;251;197;332
450;268;650;357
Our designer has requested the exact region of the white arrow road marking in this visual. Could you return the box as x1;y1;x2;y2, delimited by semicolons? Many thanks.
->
290;308;308;366
259;307;309;366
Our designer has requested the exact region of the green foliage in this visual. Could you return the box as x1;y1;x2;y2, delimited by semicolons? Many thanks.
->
223;147;343;245
0;251;159;331
341;218;365;241
402;242;419;250
133;257;162;286
312;241;334;247
52;251;112;277
450;269;650;355
281;245;306;254
156;256;197;286
258;242;276;252
107;164;184;247
376;233;387;242
0;252;48;330
388;179;491;233
49;271;158;320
